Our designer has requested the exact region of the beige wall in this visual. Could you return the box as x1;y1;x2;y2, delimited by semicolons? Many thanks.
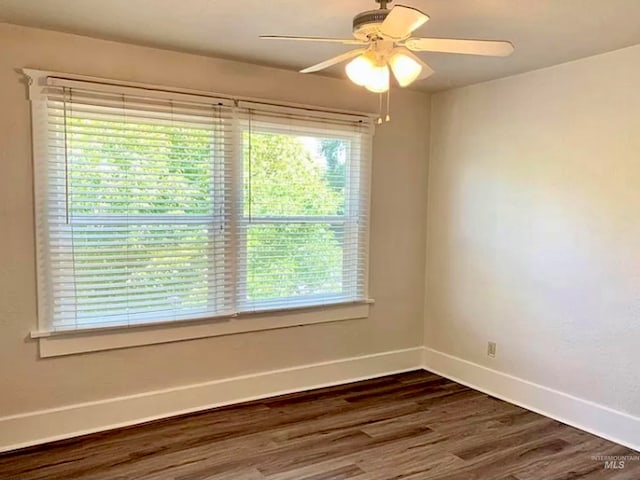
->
426;44;640;417
0;23;430;416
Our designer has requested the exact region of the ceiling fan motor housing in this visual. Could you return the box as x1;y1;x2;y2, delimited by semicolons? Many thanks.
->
353;9;390;40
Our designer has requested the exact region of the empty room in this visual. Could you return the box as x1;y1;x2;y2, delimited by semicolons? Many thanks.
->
0;0;638;478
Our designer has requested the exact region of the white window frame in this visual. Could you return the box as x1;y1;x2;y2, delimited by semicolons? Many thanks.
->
25;69;375;357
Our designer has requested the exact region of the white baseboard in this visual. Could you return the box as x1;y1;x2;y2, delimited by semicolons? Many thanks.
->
0;347;422;453
422;347;640;452
3;346;637;455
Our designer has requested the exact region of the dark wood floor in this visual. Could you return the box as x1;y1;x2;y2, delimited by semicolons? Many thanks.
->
1;371;638;480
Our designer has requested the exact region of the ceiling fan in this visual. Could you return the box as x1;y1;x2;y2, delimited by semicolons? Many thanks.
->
261;0;514;98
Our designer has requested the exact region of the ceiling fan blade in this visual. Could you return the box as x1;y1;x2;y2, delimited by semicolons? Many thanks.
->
393;47;434;81
260;35;366;46
404;37;514;56
379;5;429;40
300;48;366;74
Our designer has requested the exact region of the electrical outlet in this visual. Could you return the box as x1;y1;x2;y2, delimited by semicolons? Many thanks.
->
487;341;497;358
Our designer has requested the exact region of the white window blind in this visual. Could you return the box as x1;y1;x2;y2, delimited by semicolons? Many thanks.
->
237;103;371;312
30;74;372;332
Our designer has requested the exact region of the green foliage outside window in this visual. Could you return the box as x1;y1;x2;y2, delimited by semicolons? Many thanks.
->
64;116;349;320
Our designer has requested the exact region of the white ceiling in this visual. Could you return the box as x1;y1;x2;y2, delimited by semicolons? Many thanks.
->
1;0;639;91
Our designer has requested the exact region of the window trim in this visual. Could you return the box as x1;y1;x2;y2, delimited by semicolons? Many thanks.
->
32;301;373;357
25;69;375;356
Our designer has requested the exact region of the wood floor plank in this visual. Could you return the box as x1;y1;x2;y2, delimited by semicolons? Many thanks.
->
264;457;361;480
0;370;636;480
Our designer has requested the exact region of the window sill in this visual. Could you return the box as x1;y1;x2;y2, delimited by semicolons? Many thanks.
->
32;301;373;358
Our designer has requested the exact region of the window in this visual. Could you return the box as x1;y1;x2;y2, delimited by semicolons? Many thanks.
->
29;73;372;333
238;109;368;312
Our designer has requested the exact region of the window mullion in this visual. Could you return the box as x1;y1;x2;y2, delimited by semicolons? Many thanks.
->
229;106;243;314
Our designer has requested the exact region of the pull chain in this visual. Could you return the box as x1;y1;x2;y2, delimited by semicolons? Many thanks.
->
385;87;391;122
377;92;383;125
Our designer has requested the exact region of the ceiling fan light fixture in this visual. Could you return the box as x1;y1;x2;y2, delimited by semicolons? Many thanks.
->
389;51;422;87
266;0;515;121
345;54;375;86
346;53;390;92
364;63;390;93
